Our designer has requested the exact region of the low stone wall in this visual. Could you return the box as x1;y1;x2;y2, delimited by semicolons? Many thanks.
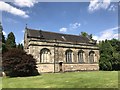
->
37;64;54;73
63;64;99;72
37;63;99;73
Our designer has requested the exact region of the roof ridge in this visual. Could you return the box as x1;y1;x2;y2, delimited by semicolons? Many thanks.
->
26;28;94;44
27;28;84;37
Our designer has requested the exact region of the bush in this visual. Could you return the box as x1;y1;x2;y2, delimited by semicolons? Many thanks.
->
2;48;39;77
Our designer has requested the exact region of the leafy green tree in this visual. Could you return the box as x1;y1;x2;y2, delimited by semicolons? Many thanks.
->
109;39;120;70
99;40;114;70
99;39;120;71
110;53;120;70
6;32;16;48
89;34;93;39
81;32;88;37
17;43;23;50
0;22;5;43
109;39;120;53
0;22;7;53
0;22;2;41
0;22;6;44
81;32;93;40
2;34;5;44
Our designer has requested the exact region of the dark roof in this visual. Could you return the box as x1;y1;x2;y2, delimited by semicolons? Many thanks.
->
26;28;95;44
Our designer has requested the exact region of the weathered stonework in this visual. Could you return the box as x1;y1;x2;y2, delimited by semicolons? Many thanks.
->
24;28;100;73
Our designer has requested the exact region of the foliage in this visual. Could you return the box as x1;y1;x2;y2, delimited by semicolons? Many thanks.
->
99;39;120;71
0;22;3;34
2;34;5;44
6;32;16;48
17;43;23;50
2;48;39;77
0;22;6;53
0;23;5;43
2;43;8;54
81;32;93;41
89;34;93;39
81;32;88;37
1;22;40;77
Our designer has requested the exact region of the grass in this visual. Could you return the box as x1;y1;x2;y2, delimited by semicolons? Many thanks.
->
2;71;118;88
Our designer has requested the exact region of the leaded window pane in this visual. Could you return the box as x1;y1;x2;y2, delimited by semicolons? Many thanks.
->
66;50;72;63
40;49;50;63
78;51;84;63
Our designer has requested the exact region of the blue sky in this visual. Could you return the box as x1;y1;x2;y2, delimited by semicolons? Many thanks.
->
0;0;119;44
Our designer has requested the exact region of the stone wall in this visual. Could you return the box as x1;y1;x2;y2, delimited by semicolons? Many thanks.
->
37;63;99;73
63;64;99;71
24;38;100;73
37;64;54;73
27;44;99;64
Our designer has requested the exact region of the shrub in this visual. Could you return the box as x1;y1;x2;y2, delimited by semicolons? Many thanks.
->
2;48;39;77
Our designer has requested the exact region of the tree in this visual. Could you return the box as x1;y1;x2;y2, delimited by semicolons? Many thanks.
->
89;34;93;39
110;53;120;70
2;48;39;77
0;22;7;53
109;39;120;53
17;43;23;50
81;32;93;40
81;32;88;37
0;22;2;42
99;39;120;71
99;40;114;70
6;32;16;48
2;34;5;44
109;39;120;70
0;22;5;43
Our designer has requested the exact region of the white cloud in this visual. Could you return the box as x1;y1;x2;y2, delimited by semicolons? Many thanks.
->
3;31;7;36
2;31;7;38
0;1;29;18
13;0;38;8
93;35;98;40
59;28;67;32
59;22;81;33
108;4;117;11
88;0;100;12
70;23;81;29
102;0;111;9
88;0;111;13
93;26;120;42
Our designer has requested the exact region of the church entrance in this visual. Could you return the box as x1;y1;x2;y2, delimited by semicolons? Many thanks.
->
59;62;63;72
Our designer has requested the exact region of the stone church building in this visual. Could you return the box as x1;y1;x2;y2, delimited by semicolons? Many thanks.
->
24;27;100;73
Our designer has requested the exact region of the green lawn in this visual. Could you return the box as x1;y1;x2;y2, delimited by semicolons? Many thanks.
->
2;71;118;88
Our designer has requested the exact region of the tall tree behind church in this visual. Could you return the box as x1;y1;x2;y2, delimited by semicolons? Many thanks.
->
6;32;16;48
0;22;7;53
17;43;23;50
0;22;5;43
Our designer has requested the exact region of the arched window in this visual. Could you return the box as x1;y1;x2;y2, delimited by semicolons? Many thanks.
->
89;51;94;63
78;50;84;63
66;50;72;63
40;48;51;63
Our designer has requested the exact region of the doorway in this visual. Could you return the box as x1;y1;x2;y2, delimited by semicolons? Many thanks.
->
59;62;63;72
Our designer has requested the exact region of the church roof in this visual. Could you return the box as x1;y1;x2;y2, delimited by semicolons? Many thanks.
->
26;28;96;44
